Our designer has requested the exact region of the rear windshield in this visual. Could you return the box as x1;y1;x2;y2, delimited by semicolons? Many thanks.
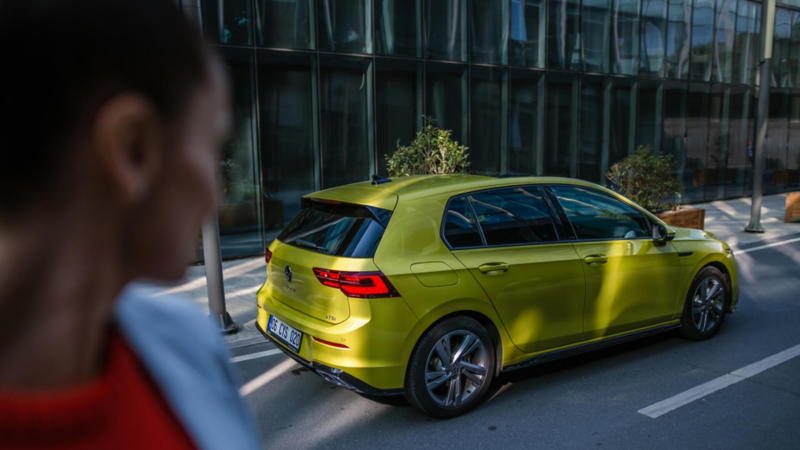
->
277;199;392;258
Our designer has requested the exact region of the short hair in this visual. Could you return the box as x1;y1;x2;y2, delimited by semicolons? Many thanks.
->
0;0;208;216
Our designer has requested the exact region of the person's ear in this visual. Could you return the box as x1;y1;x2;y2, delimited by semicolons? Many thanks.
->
91;93;163;203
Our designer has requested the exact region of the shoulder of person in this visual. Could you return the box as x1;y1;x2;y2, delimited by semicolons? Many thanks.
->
115;284;260;450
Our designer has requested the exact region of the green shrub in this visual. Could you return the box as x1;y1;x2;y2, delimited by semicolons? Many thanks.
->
386;116;469;177
606;145;683;214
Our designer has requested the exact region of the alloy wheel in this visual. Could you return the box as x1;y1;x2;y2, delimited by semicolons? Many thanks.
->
692;277;725;333
424;330;487;407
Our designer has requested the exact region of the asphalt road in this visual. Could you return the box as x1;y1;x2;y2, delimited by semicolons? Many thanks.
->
232;235;800;450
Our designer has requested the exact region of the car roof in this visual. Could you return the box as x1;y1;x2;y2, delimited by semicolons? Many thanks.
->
305;174;609;210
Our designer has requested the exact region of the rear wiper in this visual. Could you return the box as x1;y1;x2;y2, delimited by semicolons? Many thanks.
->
295;239;328;253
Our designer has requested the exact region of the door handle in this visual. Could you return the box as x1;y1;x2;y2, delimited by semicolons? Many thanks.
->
584;255;608;265
478;263;510;274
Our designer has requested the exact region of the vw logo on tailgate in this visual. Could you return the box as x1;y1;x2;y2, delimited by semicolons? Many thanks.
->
285;265;292;282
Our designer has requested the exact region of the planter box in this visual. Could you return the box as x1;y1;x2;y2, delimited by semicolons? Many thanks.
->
657;207;706;230
786;192;800;223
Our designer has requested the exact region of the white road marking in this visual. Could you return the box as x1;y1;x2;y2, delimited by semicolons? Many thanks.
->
230;348;283;363
240;358;298;396
733;237;800;255
639;343;800;419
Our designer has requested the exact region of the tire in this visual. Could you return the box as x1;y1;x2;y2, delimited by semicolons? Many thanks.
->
404;316;496;419
680;266;730;341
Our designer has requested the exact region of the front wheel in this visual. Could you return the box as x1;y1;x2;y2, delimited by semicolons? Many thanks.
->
680;266;729;341
405;316;495;419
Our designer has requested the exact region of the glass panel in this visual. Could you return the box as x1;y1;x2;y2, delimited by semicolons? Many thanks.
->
509;69;545;175
580;75;607;183
684;83;710;202
318;0;372;54
713;0;736;83
470;0;509;64
789;91;800;189
582;0;611;73
766;89;789;193
254;0;314;49
725;86;751;198
426;0;468;61
662;81;687;203
443;197;483;248
201;0;253;45
732;0;758;84
690;0;715;81
640;0;668;77
791;12;800;87
375;0;422;57
612;0;641;75
319;56;373;189
218;49;261;259
551;186;651;240
706;85;730;200
376;59;423;177
773;8;792;87
545;72;579;177
609;79;637;170
510;0;547;68
666;0;692;79
257;51;318;242
548;0;581;70
471;66;507;175
638;81;663;152
470;187;559;245
425;62;469;147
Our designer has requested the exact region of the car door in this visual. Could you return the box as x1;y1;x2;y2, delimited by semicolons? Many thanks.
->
444;186;586;353
548;185;681;340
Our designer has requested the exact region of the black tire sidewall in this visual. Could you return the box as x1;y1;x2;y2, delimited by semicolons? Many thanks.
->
405;316;495;419
680;266;729;340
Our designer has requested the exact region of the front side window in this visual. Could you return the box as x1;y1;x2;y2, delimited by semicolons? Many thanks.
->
468;187;559;245
550;185;651;240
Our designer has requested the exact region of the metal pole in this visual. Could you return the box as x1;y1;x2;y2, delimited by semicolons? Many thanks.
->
746;0;775;233
202;211;237;333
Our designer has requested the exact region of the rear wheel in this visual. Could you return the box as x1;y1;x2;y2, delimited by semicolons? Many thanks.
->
405;317;495;419
680;266;729;341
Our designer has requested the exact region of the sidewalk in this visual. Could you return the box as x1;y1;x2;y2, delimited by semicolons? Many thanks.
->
141;193;799;346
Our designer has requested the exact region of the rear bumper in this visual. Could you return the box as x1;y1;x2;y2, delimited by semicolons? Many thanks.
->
255;322;403;396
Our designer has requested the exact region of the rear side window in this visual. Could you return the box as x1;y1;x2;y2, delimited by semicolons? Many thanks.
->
469;187;559;245
443;197;484;249
277;199;391;258
550;185;651;240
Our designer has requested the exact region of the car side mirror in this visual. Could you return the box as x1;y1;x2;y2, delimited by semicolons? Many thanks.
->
653;223;675;244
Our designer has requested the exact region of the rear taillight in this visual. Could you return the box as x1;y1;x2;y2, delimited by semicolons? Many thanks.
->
312;268;400;299
265;249;273;264
312;336;350;349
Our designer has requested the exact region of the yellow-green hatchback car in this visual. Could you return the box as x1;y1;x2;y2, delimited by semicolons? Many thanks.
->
256;175;739;418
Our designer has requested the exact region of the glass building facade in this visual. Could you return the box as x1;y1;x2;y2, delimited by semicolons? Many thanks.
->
188;0;800;259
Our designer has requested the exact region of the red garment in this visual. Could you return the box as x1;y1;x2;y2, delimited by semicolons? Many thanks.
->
0;332;196;450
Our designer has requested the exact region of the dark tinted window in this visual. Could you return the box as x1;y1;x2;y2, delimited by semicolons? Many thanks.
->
277;199;390;258
443;197;484;248
469;187;559;245
551;186;651;240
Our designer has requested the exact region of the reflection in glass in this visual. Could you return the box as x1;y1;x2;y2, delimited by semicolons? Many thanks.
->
426;62;468;147
772;8;791;88
375;59;422;176
766;90;789;193
609;79;636;168
580;76;606;183
732;0;759;85
470;66;507;174
427;0;468;61
545;73;579;177
318;0;372;54
706;85;730;200
548;0;581;70
725;86;752;198
470;0;509;64
789;92;800;189
640;0;667;77
219;49;261;259
690;0;714;81
713;0;735;82
790;12;800;87
319;56;373;188
666;0;691;78
257;51;318;242
582;0;611;73
612;0;641;75
509;70;545;175
375;0;422;57
662;81;687;201
254;0;314;49
510;0;546;68
638;81;663;153
685;83;709;202
201;0;253;45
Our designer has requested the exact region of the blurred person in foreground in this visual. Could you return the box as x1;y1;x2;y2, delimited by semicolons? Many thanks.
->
0;0;260;449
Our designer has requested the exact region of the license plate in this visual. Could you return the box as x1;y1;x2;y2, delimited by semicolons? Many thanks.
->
268;315;302;353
